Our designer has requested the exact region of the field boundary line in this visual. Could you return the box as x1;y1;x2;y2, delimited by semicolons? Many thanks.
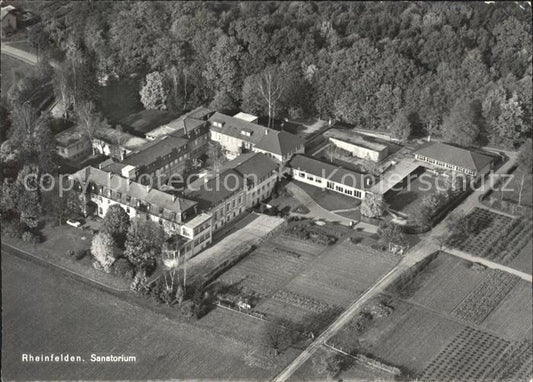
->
271;261;406;382
444;247;532;283
1;242;130;292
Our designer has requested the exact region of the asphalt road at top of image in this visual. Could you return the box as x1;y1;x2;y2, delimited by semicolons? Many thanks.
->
1;247;271;381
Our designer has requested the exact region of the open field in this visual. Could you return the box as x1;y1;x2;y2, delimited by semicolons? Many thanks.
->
480;280;533;341
2;251;275;380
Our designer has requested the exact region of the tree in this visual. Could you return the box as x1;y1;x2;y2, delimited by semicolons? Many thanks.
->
390;110;412;140
91;232;116;273
361;193;386;218
442;99;480;147
140;71;170;110
124;217;167;271
206;141;226;171
513;139;532;206
75;101;100;140
241;66;286;129
204;34;242;102
494;93;527;147
378;221;407;249
101;204;131;248
17;164;41;230
312;353;342;378
262;318;295;355
209;90;237;113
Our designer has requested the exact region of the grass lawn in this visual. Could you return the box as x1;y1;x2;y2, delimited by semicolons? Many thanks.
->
1;53;35;95
269;194;308;214
385;168;447;216
294;181;361;212
2;252;276;380
97;77;144;125
1;223;129;291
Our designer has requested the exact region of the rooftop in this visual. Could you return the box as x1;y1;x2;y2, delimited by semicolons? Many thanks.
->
55;126;87;147
123;135;189;167
145;107;213;140
233;112;258;123
185;153;278;207
414;142;494;172
71;166;197;216
94;126;148;150
324;128;388;152
288;154;370;190
254;130;304;157
209;112;272;145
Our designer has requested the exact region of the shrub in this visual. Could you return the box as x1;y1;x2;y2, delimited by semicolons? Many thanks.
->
1;220;24;238
74;249;88;260
180;300;196;319
65;249;75;257
112;258;135;279
21;230;40;244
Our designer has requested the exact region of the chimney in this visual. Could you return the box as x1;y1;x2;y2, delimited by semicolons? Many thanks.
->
428;134;431;142
172;194;177;202
265;129;268;135
146;184;151;193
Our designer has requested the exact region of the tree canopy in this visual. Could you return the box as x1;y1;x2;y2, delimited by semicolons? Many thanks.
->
33;1;532;147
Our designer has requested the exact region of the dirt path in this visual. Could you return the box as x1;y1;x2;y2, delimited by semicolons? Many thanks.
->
444;247;532;282
1;43;38;65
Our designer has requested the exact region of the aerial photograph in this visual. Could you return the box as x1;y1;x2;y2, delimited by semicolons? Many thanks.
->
1;1;532;381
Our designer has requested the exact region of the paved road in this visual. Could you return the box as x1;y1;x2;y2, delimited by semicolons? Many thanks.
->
1;43;39;65
272;150;521;382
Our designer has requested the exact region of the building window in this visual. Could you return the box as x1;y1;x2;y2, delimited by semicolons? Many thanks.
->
327;181;334;189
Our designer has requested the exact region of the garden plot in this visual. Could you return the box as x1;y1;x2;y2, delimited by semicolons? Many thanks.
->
480;280;533;341
421;327;516;381
330;298;465;376
389;253;487;315
509;239;533;275
451;269;519;325
478;218;533;266
217;235;323;298
447;208;513;255
283;241;398;308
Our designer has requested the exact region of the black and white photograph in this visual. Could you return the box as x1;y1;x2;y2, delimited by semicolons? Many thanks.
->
1;1;532;381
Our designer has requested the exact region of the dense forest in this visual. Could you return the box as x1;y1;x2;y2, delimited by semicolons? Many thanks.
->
19;1;533;148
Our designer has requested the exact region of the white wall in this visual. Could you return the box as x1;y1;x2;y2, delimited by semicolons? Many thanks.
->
291;168;366;199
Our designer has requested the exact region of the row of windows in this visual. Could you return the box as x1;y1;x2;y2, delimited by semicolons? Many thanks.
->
417;155;476;175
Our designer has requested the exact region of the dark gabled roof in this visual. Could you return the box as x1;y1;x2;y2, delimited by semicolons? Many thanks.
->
186;169;245;207
55;126;87;147
186;107;214;121
71;167;197;215
233;152;279;181
414;142;494;172
208;112;272;145
288;155;369;190
184;153;278;207
255;130;304;157
122;135;188;167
